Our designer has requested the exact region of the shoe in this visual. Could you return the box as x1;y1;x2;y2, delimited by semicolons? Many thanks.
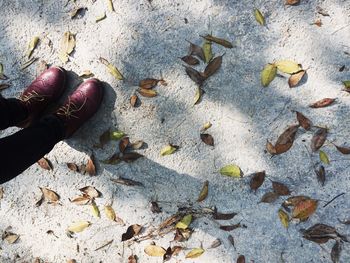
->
54;78;104;138
18;66;66;128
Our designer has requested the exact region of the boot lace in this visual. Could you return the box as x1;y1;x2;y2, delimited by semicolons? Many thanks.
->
20;90;47;103
56;95;87;119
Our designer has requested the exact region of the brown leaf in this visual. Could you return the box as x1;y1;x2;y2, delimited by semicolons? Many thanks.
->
120;152;143;163
334;144;350;155
237;255;246;263
268;125;299;155
95;129;111;148
197;180;209;202
185;66;206;86
266;140;277;154
228;235;235;248
40;187;60;202
283;195;311;207
101;153;121;165
213;209;237;220
119;137;130;153
302;223;338;244
201;34;233;48
249;171;266;191
331;240;342;263
163;247;173;262
220;223;242;231
37;157;53;171
292;199;318;220
203;55;222;78
296;111;312;130
67;163;79;172
181;55;200;65
128;255;137;263
138;88;157;97
200;133;214;146
315;165;325;186
70;7;86;19
122;224;142;241
188;41;205;61
311;128;327;152
272;181;291;196
86;156;96;176
260;192;279;203
210;238;222;248
288;70;306;88
139;78;159;89
110;177;144;187
130;94;139;107
159;214;182;231
285;0;300;5
174;228;193;241
79;186;101;198
151;201;162;213
313;19;322;27
309;98;336;108
69;195;91;205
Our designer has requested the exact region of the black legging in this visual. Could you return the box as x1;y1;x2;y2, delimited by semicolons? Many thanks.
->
0;95;64;182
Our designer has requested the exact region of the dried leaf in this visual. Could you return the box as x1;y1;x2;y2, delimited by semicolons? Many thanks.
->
21;57;38;70
201;34;233;48
111;176;144;187
197;180;209;202
285;0;300;5
67;221;91;233
202;40;213;63
37;157;53;171
272;181;291;196
69;195;91;205
334;144;350;155
309;98;336;108
250;171;266;191
119;137;130;153
283;195;311;207
260;191;279;203
204;55;222;78
278;209;289;228
201;122;212;132
237;255;246;263
210;238;222;248
104;205;116;221
311;128;327;152
59;31;75;63
40;187;60;202
174;228;192;241
302;223;338;244
315;165;326;186
79;70;94;78
296;111;312;130
319;150;330;164
176;214;192;229
107;0;114;11
261;63;277;87
101;153;121;165
130;140;144;150
27;36;39;58
181;55;200;65
292;199;318;220
79;186;101;198
185;66;205;86
120;152;143;163
122;224;142;241
200;133;214;146
96;12;106;22
220;223;242;231
139;78;159;89
213;210;237;220
254;9;265;26
314;19;322;27
331;240;342;263
144;245;166;257
289;70;306;88
185;248;205;258
194;87;204;105
86;156;96;176
91;201;100;218
130;94;139;107
4;233;19;244
275;60;302;74
220;164;242;178
67;163;79;172
266;140;277;154
317;6;330;16
99;57;123;80
138;88;157;97
273;125;299;154
188;41;205;61
70;7;86;19
160;144;179;156
128;255;137;263
228;235;235;248
151;201;162;213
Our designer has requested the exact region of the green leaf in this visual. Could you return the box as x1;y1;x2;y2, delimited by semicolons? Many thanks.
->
186;248;205;258
319;150;330;165
220;164;242;178
275;60;302;74
343;80;350;91
202;40;213;63
27;36;40;58
110;130;125;140
176;214;192;229
160;144;178;156
261;63;277;87
254;9;265;26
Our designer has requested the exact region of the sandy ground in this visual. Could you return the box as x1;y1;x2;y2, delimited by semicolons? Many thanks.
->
0;0;350;262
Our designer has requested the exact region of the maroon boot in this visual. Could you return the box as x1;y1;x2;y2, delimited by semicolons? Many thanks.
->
18;66;66;127
54;78;104;138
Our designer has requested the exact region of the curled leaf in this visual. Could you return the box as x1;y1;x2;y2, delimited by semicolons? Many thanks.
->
278;209;289;228
79;186;101;198
175;214;192;229
315;165;326;186
292;199;318;220
160;144;179;156
289;70;306;87
27;36;39;58
261;63;277;87
37;157;53;171
296;111;312;130
185;66;205;86
185;248;205;258
197;180;209;202
311;128;327;152
139;78;159;89
334;144;350;155
107;0;114;11
275;60;302;74
181;55;200;65
96;12;106;22
250;171;266;191
122;224;142;241
59;31;75;63
99;57;123;80
138;88;157;97
40;187;60;202
309;98;336;108
204;55;222;78
201;34;233;48
188;41;205;61
194;87;204;105
67;221;91;233
254;9;265;26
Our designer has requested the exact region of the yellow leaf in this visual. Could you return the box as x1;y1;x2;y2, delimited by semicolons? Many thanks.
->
197;180;209;202
110;130;125;140
201;122;212;132
275;60;302;74
160;144;178;156
219;164;242;178
203;40;213;63
185;248;205;258
59;31;75;63
278;209;289;228
99;57;123;80
254;9;265;26
261;63;277;87
176;214;192;229
67;221;91;233
27;36;39;58
91;202;100;218
107;0;114;11
194;87;204;105
319;150;330;165
104;205;116;221
96;12;106;22
144;245;166;257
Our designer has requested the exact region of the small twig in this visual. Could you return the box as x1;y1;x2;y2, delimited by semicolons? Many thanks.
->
323;193;345;208
94;239;114;251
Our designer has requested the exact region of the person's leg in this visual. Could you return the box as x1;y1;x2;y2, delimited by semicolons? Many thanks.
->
0;115;64;183
0;95;28;130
